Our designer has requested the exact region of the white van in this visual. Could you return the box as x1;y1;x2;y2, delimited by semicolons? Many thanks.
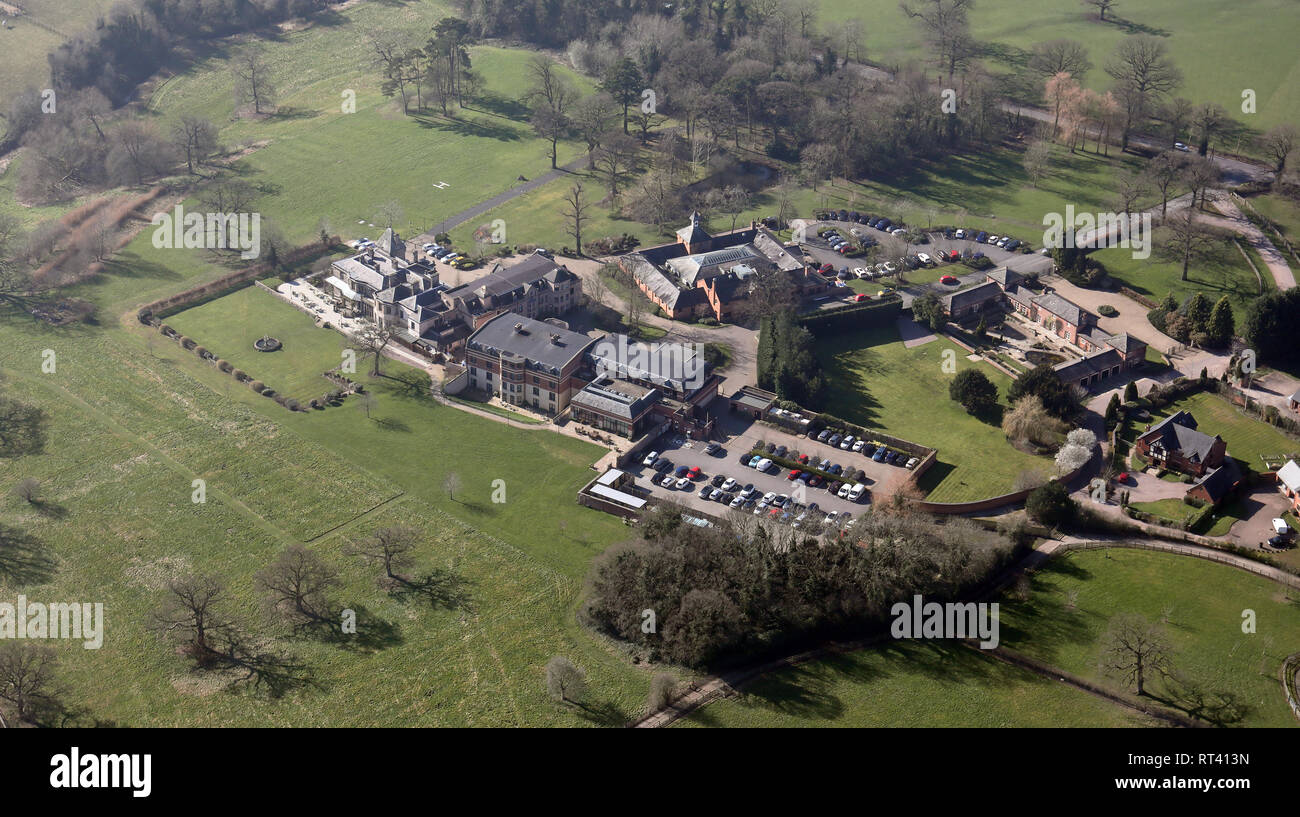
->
1273;518;1291;535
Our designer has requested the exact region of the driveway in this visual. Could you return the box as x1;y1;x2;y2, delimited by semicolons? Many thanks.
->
1226;487;1296;549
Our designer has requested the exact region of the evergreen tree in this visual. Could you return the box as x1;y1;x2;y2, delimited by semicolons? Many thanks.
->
1207;295;1234;347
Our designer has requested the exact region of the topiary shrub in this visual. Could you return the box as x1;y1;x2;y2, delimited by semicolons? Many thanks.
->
233;369;248;382
194;346;208;358
217;360;233;373
286;398;300;411
309;398;320;409
1098;304;1118;318
180;336;196;350
249;380;266;393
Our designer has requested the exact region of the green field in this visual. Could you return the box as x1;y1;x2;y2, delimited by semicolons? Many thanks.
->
1094;235;1263;325
815;323;1051;502
145;0;592;246
0;226;683;725
688;547;1300;728
816;0;1300;133
679;640;1152;728
1253;194;1300;245
166;285;355;402
0;0;122;117
998;548;1300;727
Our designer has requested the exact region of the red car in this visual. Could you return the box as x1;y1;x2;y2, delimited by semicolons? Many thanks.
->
787;470;802;480
798;454;810;464
940;275;959;285
687;466;702;480
948;250;960;261
1115;472;1130;484
854;293;870;302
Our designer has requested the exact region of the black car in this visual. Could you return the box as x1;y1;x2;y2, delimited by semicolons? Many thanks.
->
711;473;726;488
698;486;712;499
653;459;672;473
774;445;788;458
1268;535;1289;547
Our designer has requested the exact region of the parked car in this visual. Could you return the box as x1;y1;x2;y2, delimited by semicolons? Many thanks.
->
653;459;673;473
837;482;853;498
698;486;713;499
817;429;832;442
674;476;691;489
975;231;988;243
849;483;867;502
852;440;866;452
704;441;721;455
740;484;756;499
711;473;726;488
747;455;763;468
906;457;919;469
709;488;723;502
787;469;802;481
818;458;831;470
917;252;934;267
755;458;774;472
872;448;887;462
954;228;967;239
642;451;659;467
940;275;959;285
829;464;843;476
729;495;746;508
721;477;738;492
828;433;843;446
774;445;788;458
823;511;839;526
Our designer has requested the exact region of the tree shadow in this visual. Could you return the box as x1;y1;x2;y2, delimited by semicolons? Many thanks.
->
467;92;531;122
31;499;70;520
0;524;58;584
569;697;630;727
316;605;404;652
372;416;411;432
410;112;525;142
269;107;321;122
390;567;474;611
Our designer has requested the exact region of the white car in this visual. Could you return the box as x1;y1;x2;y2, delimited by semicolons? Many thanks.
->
986;235;1000;245
851;440;866;452
891;228;907;237
1174;142;1191;152
839;435;855;450
721;478;738;492
854;267;870;279
761;492;777;506
954;228;967;239
823;511;839;526
1274;518;1291;535
674;477;690;490
642;451;659;467
906;457;919;469
917;252;934;266
837;483;854;498
755;458;773;472
848;483;866;502
879;262;897;274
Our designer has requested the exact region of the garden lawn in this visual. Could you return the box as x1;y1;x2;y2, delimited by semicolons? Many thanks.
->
816;323;1051;502
1145;391;1300;470
679;640;1151;727
165;285;354;402
997;548;1300;728
1093;235;1263;326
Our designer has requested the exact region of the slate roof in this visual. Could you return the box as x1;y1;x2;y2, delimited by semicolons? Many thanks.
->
1032;291;1087;327
985;267;1021;289
1103;332;1145;355
378;227;406;260
752;227;806;271
1052;349;1124;381
587;335;707;393
667;244;766;286
676;211;710;246
466;312;596;374
1005;285;1036;306
1142;411;1222;464
943;281;1002;312
445;251;574;302
1190;460;1242;503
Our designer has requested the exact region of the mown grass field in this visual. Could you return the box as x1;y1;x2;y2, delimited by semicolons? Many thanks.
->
815;323;1051;502
166;284;355;402
997;548;1300;728
679;640;1152;728
1093;234;1263;325
0;230;680;726
689;547;1300;728
145;0;592;246
816;0;1300;132
0;0;122;117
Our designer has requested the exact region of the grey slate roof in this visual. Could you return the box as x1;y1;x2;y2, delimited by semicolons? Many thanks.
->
1143;411;1221;464
676;211;710;246
985;267;1021;289
1191;460;1241;503
1103;332;1145;355
588;335;708;393
1032;292;1087;327
445;251;574;302
466;312;596;374
943;281;1002;311
1052;349;1124;381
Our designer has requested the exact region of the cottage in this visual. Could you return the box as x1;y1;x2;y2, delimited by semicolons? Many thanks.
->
1135;411;1228;477
1186;460;1242;506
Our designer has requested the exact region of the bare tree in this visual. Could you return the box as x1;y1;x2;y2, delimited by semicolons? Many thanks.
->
355;323;398;376
12;478;41;504
170;116;218;175
626;285;649;335
1029;39;1093;79
1180;155;1220;211
0;642;59;724
1112;168;1150;218
899;0;977;81
1260;123;1298;172
1161;209;1220;281
1105;36;1181;150
1100;613;1173;696
1023;139;1053;187
561;182;590;255
594;132;641;198
647;672;677;711
151;573;231;667
1082;0;1118;22
346;525;419;583
571;93;618;169
545;656;586;704
1143;150;1189;217
233;46;277;115
443;471;462;502
256;544;339;629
